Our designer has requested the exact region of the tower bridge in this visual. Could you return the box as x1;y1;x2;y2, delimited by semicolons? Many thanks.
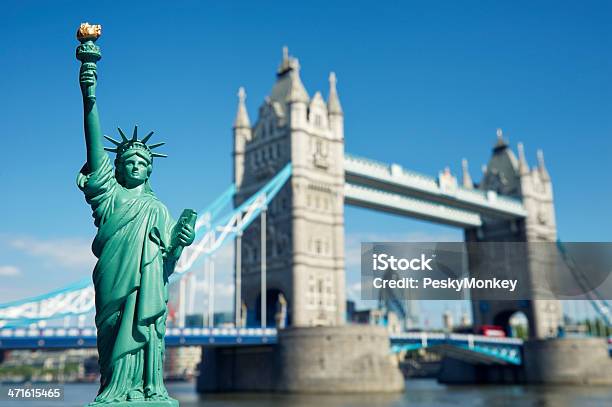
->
1;47;611;390
232;47;560;340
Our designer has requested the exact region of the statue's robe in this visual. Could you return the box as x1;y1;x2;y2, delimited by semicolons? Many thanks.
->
78;155;176;403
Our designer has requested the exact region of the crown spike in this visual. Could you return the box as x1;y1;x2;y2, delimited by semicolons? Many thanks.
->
109;127;167;159
148;142;165;150
141;131;154;144
117;128;128;141
104;135;121;146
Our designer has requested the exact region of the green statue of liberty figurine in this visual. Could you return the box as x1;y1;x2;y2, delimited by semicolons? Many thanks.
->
75;23;196;406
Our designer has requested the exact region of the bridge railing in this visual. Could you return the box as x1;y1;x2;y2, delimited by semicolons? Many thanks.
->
390;331;524;346
0;327;280;350
0;327;278;339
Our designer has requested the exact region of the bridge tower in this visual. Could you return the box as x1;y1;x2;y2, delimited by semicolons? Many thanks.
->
233;47;346;327
466;129;562;339
201;48;402;394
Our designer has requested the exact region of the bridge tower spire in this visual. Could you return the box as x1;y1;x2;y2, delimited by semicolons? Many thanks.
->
517;142;529;175
461;158;473;189
274;46;310;129
536;149;550;181
495;127;508;150
327;72;344;139
233;86;251;189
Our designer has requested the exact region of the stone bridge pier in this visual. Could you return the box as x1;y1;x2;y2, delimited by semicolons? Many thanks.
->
197;326;404;393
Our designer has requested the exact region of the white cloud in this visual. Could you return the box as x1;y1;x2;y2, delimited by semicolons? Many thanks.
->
0;265;21;277
5;236;96;269
194;279;235;297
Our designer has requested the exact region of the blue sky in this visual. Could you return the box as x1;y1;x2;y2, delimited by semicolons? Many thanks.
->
0;1;610;325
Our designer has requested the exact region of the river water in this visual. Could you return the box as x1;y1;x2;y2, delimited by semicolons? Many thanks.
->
6;379;612;407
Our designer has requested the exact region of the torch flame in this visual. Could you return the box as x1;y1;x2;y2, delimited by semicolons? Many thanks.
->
77;23;102;42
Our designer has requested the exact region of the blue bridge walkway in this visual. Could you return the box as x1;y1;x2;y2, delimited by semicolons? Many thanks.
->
0;327;526;365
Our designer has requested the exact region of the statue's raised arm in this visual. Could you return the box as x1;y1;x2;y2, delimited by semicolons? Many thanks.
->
76;23;105;173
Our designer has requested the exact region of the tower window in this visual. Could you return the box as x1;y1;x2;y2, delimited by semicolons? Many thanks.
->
315;239;322;254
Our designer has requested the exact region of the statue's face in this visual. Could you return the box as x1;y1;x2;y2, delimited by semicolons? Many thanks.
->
119;153;151;188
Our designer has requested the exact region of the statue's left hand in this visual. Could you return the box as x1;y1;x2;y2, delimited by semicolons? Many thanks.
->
176;223;195;247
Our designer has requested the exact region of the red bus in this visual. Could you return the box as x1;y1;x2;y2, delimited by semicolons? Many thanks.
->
476;325;506;337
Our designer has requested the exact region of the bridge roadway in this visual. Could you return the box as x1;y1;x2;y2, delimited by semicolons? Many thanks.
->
0;327;525;365
344;154;527;227
390;332;523;365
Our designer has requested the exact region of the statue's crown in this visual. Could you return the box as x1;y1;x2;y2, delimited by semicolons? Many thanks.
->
104;126;167;161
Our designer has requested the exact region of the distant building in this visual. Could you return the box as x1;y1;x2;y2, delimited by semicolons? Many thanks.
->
443;310;453;332
165;346;202;380
350;308;402;334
